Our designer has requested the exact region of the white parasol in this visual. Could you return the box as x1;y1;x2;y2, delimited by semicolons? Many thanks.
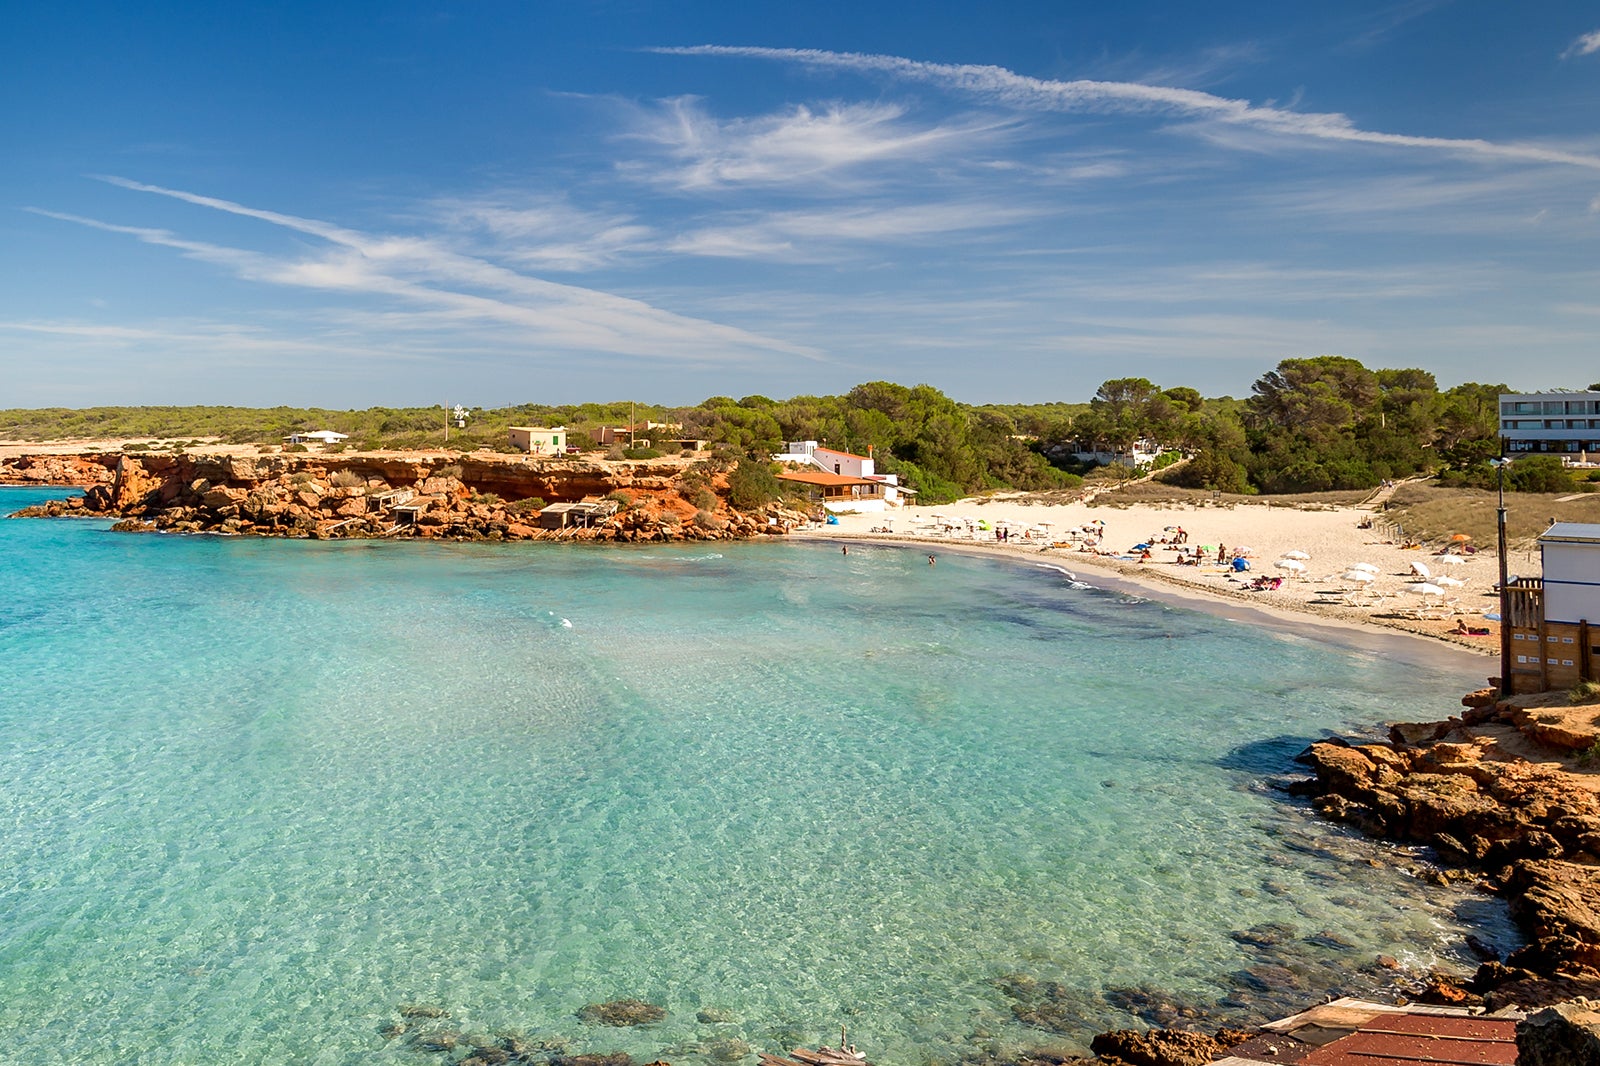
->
1407;582;1446;597
1274;559;1307;572
1410;561;1432;579
1283;549;1310;560
1434;555;1466;566
1434;575;1466;587
1342;569;1376;583
1351;563;1380;574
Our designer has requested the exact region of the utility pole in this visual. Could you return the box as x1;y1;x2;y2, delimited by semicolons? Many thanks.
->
443;402;449;444
1493;457;1511;697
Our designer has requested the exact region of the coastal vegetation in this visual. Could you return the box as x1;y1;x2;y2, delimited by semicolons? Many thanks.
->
3;356;1595;505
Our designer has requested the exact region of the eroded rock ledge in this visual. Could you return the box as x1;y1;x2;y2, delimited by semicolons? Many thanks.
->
5;451;806;542
1294;686;1600;1010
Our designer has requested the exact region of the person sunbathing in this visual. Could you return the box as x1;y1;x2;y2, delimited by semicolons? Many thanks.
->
1453;619;1492;636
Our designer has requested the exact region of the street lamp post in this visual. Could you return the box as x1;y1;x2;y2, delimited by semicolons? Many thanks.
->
1493;458;1511;697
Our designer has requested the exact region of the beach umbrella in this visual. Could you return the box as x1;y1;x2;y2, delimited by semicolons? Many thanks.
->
1274;559;1307;572
1410;561;1432;578
1351;563;1380;574
1342;569;1376;583
1407;582;1446;597
1451;533;1472;542
1434;554;1465;566
1233;546;1255;555
1283;549;1310;560
1435;575;1466;587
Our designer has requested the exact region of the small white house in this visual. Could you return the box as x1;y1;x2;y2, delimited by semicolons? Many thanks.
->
284;430;349;447
772;441;912;505
1071;438;1167;469
776;469;887;513
509;426;568;454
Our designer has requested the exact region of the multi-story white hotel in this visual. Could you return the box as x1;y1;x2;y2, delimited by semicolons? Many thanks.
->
1499;390;1600;459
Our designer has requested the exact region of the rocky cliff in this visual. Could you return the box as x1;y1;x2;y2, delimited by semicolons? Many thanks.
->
6;451;805;543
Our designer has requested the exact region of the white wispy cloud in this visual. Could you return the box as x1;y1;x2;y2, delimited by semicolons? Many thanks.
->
617;96;1016;190
656;45;1600;171
1562;30;1600;59
36;179;825;365
664;201;1044;261
431;195;655;272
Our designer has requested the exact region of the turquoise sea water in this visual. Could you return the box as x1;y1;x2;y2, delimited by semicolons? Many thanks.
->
0;486;1512;1065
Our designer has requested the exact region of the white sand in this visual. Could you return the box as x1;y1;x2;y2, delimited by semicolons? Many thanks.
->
798;494;1506;659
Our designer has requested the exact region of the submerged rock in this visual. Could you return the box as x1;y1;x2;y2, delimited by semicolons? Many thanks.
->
579;999;668;1026
1089;1027;1245;1066
399;1003;451;1019
705;1037;752;1061
550;1053;635;1066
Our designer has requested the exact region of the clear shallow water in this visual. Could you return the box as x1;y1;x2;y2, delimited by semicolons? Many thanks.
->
0;486;1513;1065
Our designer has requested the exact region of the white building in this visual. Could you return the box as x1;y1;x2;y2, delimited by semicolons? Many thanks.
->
1541;523;1600;633
1505;522;1600;693
771;441;914;506
1500;391;1600;461
284;430;349;447
1070;438;1167;470
509;426;568;454
775;469;887;513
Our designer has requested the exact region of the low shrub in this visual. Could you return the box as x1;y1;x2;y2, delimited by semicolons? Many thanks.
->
435;464;463;479
330;470;364;489
605;490;634;507
690;487;718;512
622;446;662;460
508;497;546;514
1572;679;1600;705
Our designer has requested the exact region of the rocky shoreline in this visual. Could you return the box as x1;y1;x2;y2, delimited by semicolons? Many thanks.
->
1;450;802;542
1292;685;1600;1012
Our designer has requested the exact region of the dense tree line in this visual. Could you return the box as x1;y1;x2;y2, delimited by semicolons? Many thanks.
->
4;357;1594;503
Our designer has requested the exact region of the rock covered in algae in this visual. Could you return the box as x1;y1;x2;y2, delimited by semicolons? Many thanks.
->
578;999;668;1026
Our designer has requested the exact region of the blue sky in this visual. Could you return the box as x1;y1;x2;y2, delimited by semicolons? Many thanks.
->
4;1;1599;408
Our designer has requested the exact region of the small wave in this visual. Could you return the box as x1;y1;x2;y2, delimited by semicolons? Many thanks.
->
1035;563;1095;590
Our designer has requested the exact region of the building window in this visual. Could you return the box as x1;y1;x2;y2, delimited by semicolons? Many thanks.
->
1563;660;1575;667
1517;655;1527;663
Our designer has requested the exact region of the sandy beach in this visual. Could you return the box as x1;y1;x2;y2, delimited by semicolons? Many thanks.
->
798;492;1509;662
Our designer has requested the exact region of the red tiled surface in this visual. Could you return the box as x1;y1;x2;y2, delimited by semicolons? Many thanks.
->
1357;1015;1517;1042
1298;1018;1518;1066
